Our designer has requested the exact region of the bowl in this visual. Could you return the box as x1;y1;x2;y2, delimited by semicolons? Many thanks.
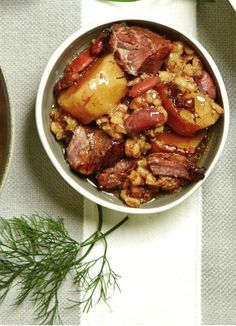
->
228;0;236;11
36;18;229;214
0;68;13;193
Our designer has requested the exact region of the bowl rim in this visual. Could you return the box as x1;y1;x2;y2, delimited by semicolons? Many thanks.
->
228;0;236;11
0;67;14;194
36;17;229;214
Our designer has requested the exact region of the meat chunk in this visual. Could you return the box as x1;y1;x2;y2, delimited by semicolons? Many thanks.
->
90;28;111;56
66;126;124;175
128;75;160;97
109;24;173;76
97;159;137;189
124;107;167;136
194;70;216;99
147;152;205;181
54;50;95;95
54;29;111;95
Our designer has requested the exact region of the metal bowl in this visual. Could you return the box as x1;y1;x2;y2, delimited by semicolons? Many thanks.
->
36;18;229;214
0;68;13;193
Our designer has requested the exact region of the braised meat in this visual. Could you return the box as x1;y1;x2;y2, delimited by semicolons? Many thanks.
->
147;152;205;181
66;125;124;175
97;159;137;190
50;23;224;208
124;107;167;136
194;70;216;100
128;75;160;97
109;24;173;76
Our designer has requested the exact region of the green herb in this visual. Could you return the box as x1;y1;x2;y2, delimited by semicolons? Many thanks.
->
0;206;128;324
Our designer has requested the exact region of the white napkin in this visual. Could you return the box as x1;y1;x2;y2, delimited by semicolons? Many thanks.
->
81;0;197;36
81;1;201;326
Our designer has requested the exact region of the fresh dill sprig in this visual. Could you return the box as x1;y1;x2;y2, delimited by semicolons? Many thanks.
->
0;205;128;324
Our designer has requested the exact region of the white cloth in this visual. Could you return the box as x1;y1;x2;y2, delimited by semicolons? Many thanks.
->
81;1;201;326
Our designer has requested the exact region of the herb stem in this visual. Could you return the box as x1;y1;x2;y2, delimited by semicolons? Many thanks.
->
75;205;104;264
0;207;129;324
97;204;103;231
80;215;128;248
103;215;128;238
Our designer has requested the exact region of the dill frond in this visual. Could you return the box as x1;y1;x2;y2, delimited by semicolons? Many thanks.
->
0;206;128;324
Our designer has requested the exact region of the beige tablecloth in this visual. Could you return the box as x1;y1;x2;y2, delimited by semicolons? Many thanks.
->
0;0;235;325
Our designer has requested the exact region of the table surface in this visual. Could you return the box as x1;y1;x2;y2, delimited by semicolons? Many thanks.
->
0;0;236;325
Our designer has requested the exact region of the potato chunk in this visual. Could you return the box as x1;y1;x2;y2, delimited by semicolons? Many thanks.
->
58;54;127;124
157;131;205;153
158;83;224;136
170;93;223;136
